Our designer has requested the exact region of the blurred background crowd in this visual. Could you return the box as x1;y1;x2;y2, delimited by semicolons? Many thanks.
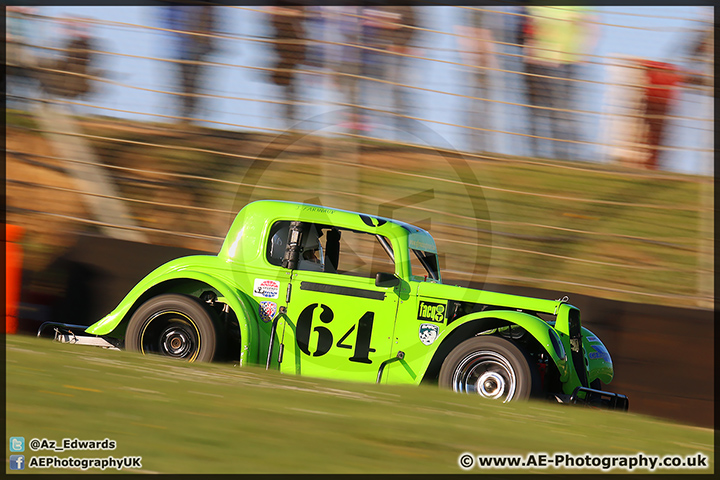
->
5;5;715;322
6;5;713;171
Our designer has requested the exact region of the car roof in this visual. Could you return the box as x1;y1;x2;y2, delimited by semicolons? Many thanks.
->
240;200;437;253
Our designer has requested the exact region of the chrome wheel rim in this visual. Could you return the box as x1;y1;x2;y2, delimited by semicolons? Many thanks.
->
451;351;517;402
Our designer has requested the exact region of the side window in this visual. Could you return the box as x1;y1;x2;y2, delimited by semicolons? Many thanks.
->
334;229;394;278
266;221;395;278
266;221;327;272
266;221;290;267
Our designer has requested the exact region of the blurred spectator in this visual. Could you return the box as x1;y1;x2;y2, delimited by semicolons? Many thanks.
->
36;16;99;101
455;8;499;152
360;6;418;140
159;5;218;123
329;7;367;133
267;5;307;130
303;7;327;70
631;19;711;172
524;6;598;160
568;9;601;160
6;6;40;109
639;61;684;170
325;7;418;137
492;5;531;156
683;25;714;90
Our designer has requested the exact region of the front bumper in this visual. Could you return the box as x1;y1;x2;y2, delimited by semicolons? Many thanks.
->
568;386;629;411
552;386;629;411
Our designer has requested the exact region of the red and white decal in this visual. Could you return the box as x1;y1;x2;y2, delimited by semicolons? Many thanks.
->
253;279;280;299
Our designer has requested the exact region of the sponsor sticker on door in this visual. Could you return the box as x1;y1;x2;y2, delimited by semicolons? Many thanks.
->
419;323;440;346
417;301;447;323
253;279;280;299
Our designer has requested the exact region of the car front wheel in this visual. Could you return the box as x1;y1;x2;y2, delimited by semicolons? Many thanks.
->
439;335;540;402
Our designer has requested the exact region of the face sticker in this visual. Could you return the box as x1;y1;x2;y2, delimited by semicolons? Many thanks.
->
259;301;277;323
419;323;440;346
417;301;446;323
253;279;280;299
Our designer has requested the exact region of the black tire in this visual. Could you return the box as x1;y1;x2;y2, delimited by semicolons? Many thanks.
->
439;336;540;402
125;294;222;362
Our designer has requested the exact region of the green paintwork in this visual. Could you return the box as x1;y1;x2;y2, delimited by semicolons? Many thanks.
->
86;200;616;397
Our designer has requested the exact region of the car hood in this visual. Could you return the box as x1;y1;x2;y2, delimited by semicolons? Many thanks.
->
415;281;569;316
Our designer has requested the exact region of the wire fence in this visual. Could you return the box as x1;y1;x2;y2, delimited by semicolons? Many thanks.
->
5;6;714;309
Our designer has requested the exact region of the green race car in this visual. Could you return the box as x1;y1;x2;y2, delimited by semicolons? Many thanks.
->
42;200;628;409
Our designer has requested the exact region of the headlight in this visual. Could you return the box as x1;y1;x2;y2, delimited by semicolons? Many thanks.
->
548;327;567;361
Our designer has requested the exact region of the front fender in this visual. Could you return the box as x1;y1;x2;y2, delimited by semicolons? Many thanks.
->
85;269;259;366
399;310;570;385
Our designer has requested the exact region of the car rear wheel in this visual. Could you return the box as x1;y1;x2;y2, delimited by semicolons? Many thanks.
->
439;336;540;402
125;294;222;362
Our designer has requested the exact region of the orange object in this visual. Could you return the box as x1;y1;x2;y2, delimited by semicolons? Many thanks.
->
6;224;24;334
640;60;683;102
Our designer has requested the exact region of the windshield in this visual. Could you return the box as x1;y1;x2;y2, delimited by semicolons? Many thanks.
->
412;249;440;282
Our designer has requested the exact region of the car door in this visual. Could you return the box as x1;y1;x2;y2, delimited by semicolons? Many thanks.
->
275;225;400;383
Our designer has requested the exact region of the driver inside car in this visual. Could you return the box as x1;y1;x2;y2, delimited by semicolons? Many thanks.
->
268;222;326;272
297;225;325;272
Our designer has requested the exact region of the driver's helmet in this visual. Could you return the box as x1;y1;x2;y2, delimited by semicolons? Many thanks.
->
298;225;324;272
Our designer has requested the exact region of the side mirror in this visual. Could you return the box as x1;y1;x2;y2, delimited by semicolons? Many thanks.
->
375;272;400;288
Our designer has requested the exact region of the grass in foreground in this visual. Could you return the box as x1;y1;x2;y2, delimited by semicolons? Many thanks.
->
5;335;714;474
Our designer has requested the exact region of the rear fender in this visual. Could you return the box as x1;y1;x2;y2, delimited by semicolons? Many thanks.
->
85;271;259;365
